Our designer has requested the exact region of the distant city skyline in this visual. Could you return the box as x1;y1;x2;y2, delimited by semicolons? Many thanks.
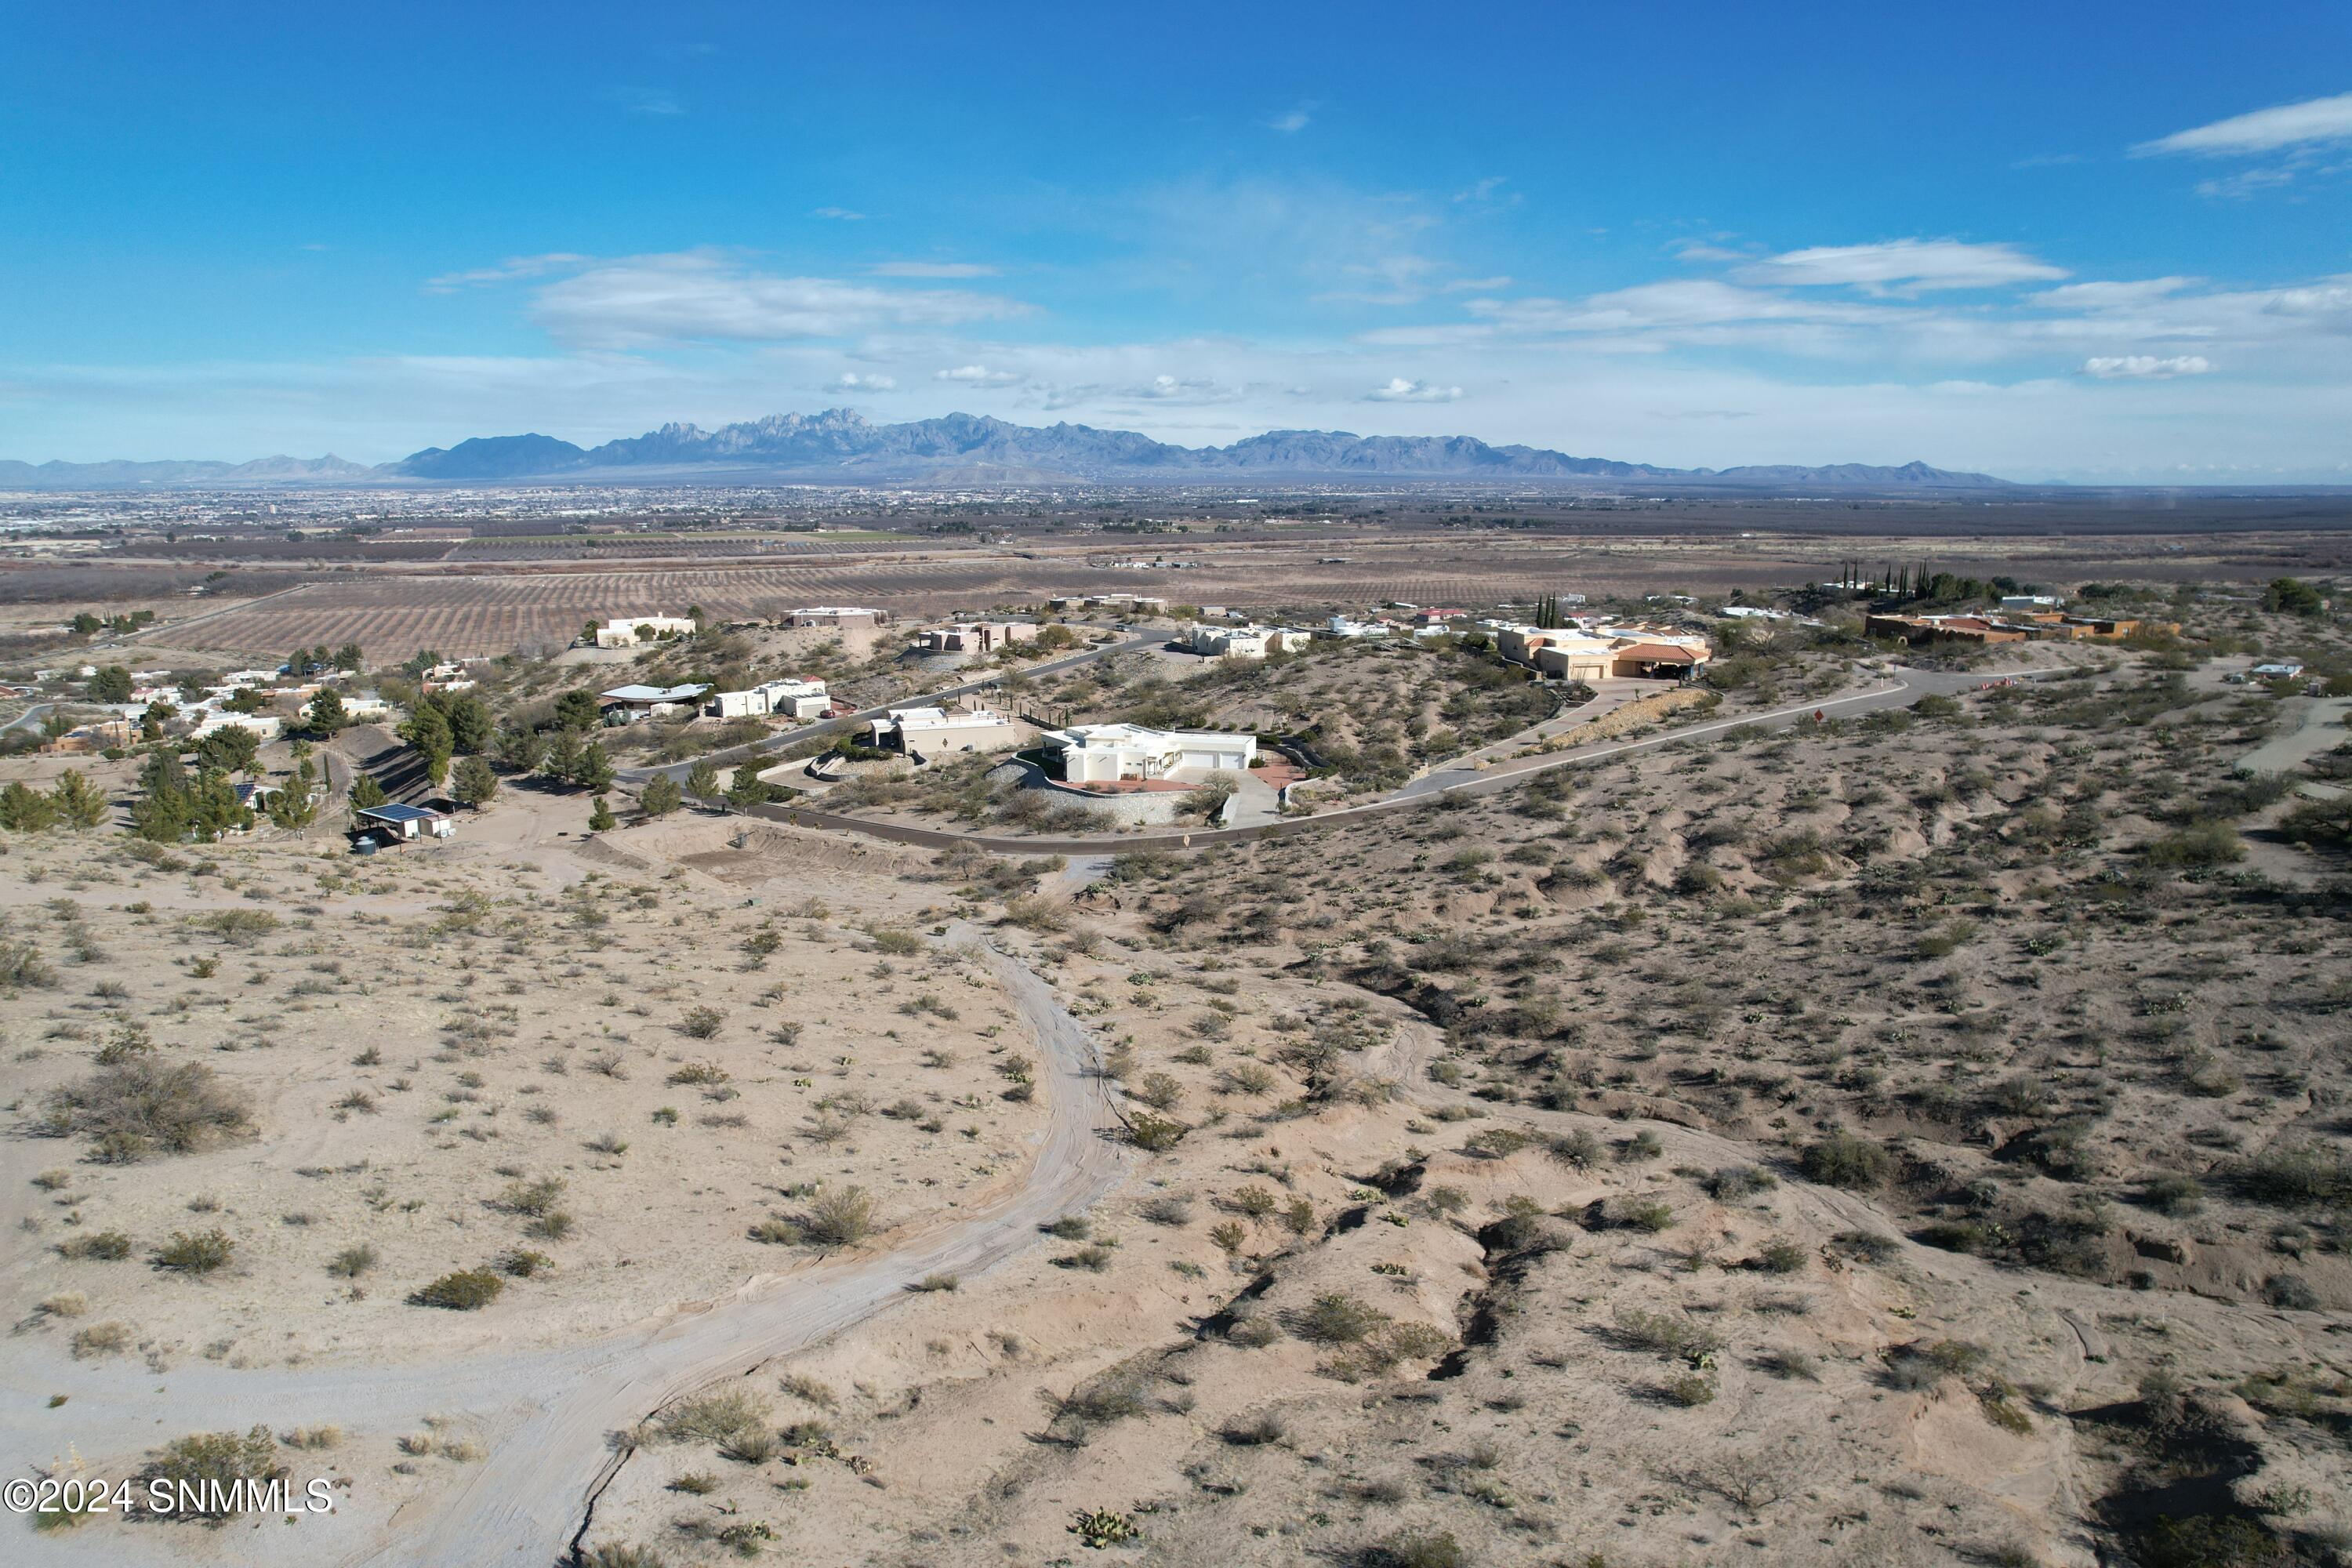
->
5;2;2350;482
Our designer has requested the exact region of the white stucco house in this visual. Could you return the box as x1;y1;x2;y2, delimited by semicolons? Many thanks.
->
867;705;1019;753
1039;723;1257;783
593;615;698;648
708;678;829;720
1185;623;1312;659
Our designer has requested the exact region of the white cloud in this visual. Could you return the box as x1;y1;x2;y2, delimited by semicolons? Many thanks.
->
1366;376;1462;402
613;88;684;118
866;261;1000;278
811;206;866;221
1266;105;1313;133
2082;355;2213;379
1737;238;2067;292
935;364;1022;384
833;372;896;391
2133;91;2352;156
425;252;592;293
528;252;1025;347
1441;275;1512;293
2196;166;2300;200
2029;277;2200;310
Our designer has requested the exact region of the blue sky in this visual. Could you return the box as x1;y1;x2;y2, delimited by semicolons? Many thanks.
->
4;2;2350;481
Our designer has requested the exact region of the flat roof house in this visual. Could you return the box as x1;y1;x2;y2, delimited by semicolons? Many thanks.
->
1185;623;1311;659
355;802;455;844
599;683;711;724
866;705;1019;755
918;621;1040;654
709;677;829;720
1040;722;1258;784
790;606;884;629
593;615;698;648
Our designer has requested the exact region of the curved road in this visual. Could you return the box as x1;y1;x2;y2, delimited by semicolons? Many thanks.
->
728;662;2042;858
2;924;1127;1568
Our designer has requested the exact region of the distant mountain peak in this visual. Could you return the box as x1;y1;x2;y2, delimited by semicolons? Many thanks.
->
0;414;2017;490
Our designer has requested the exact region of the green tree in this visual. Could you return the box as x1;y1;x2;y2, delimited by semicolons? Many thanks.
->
140;699;176;742
452;755;499;809
185;768;253;841
50;769;110;829
71;611;102;635
587;794;617;833
89;666;133;703
2263;576;2325;616
334;641;364;672
192;726;262;776
726;761;769;809
640;774;684;818
554;689;603;731
268;759;321;830
306;687;347;735
685;759;719;799
572;741;615;794
348;774;388;811
541;726;584;782
0;780;60;831
400;702;453;786
492;726;546;773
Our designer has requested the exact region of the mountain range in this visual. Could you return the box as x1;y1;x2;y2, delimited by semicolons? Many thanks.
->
1;410;2016;490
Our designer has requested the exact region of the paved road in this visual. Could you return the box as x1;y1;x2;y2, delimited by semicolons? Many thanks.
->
733;662;2035;858
617;632;1164;786
0;924;1128;1568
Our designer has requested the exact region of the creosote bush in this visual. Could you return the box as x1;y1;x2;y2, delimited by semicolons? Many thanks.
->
44;1058;254;1162
411;1269;505;1311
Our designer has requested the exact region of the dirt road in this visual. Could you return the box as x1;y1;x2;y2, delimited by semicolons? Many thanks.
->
1;924;1127;1567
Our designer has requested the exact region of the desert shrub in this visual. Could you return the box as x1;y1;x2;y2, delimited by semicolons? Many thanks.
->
2144;822;2245;869
411;1269;505;1311
909;1272;958;1292
498;1176;567;1217
1662;1370;1719;1406
1800;1131;1891;1189
1546;1128;1602;1167
584;1547;667;1568
57;1229;133;1261
71;1320;133;1357
1613;1307;1724;1365
141;1425;285;1521
802;1185;878;1245
1221;1411;1287;1446
153;1229;234;1275
1751;1237;1809;1275
1288;1292;1388;1345
2262;1273;2318;1311
1704;1164;1777;1200
45;1058;254;1162
2238;1144;2347;1208
1610;1196;1677;1232
0;938;60;989
1138;1195;1192;1226
1358;1533;1465;1568
1126;1112;1189;1151
2136;1515;2285;1568
645;1388;770;1446
2140;1174;2205;1217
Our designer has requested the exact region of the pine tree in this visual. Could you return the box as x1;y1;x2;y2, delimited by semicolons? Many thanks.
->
349;774;388;811
572;742;615;794
587;795;617;833
727;762;769;810
685;759;719;799
640;774;684;818
452;755;499;809
50;770;109;830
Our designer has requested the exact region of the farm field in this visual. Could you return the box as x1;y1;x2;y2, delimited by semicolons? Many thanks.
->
88;525;2352;660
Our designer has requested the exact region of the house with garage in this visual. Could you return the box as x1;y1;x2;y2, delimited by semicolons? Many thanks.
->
1039;722;1257;783
598;683;710;724
708;677;829;720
